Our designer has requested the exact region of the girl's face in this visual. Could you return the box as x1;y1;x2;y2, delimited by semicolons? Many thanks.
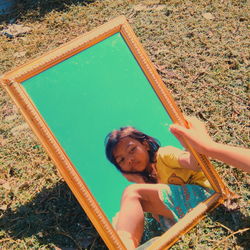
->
113;137;150;173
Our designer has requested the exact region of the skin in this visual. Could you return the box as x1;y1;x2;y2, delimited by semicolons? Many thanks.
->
170;117;250;173
113;137;151;173
116;183;175;249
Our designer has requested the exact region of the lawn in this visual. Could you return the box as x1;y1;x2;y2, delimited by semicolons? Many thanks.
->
0;0;249;249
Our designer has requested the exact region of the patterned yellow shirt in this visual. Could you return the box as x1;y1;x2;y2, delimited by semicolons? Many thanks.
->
156;146;212;189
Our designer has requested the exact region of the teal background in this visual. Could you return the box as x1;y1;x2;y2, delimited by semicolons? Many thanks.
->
22;33;182;221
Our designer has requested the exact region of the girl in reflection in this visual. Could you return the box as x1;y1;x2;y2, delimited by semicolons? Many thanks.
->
105;126;214;249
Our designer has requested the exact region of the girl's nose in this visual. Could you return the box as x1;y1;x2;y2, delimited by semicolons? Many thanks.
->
128;157;135;167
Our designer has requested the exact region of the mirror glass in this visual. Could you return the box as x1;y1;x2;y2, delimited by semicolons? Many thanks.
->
22;32;213;247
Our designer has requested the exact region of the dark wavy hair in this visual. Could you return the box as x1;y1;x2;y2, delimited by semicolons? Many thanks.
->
105;127;160;183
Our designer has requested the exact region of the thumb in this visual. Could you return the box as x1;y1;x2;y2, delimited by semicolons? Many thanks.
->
169;124;190;138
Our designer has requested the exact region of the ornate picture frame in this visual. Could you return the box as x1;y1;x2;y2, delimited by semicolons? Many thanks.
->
0;16;231;249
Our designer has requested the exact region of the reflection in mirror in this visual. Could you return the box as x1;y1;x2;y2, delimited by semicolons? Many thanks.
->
18;31;215;249
104;126;214;249
1;16;222;249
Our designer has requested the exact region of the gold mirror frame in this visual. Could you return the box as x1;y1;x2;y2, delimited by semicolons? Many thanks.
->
0;16;231;249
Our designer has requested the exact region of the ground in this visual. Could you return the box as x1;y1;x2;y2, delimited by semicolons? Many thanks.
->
0;0;249;249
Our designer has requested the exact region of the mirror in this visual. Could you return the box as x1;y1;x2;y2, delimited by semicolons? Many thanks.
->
1;16;228;249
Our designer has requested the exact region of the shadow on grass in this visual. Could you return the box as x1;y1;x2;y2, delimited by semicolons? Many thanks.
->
1;183;249;249
0;181;107;249
208;204;250;249
0;0;96;23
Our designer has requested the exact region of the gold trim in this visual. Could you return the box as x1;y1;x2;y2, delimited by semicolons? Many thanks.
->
2;16;126;83
120;19;230;196
148;193;222;250
5;79;125;250
120;21;185;125
0;16;230;249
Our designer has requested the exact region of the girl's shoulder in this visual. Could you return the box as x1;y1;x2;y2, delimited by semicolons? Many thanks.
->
156;146;183;171
157;146;183;158
156;146;184;168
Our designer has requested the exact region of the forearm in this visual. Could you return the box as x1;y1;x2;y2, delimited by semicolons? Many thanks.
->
207;142;250;173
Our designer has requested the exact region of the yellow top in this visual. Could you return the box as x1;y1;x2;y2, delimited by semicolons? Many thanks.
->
156;146;212;189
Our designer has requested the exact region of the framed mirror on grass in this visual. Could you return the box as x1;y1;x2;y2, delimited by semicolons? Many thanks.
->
0;16;232;249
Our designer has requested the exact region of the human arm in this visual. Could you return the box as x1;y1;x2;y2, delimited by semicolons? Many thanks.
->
204;143;250;173
170;117;250;173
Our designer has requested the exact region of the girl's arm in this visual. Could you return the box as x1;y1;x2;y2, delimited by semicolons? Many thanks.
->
170;117;250;173
203;143;250;173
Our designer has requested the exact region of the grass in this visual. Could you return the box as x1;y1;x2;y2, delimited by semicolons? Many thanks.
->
0;0;249;249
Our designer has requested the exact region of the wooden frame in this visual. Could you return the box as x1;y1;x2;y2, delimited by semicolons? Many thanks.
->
0;16;231;249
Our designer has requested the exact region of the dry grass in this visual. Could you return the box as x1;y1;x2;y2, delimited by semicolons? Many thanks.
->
0;0;249;249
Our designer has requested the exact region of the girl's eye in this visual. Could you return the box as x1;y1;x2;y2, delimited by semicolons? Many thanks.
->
118;157;124;165
130;147;136;154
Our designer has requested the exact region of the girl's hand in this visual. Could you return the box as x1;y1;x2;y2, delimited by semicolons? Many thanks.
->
171;116;250;173
170;116;216;155
122;173;145;183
